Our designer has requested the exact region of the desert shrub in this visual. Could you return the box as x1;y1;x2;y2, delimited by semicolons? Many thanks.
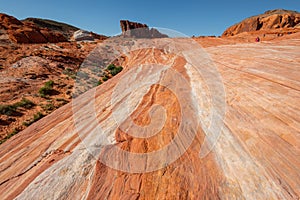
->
102;77;108;82
14;98;35;109
110;66;123;76
0;105;17;116
107;64;116;71
45;80;54;88
23;112;45;127
0;98;35;115
39;80;54;98
97;80;102;85
106;63;123;76
42;103;55;111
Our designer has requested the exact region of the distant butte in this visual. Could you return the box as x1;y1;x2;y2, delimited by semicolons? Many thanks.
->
120;20;168;38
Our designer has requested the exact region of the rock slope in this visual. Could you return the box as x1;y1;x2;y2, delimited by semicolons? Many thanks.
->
0;13;108;142
0;35;299;199
222;9;300;37
0;13;68;43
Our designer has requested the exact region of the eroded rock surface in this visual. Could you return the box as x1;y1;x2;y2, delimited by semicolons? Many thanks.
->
0;35;299;199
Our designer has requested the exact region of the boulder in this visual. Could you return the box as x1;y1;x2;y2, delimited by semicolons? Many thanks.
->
72;30;95;41
72;30;108;41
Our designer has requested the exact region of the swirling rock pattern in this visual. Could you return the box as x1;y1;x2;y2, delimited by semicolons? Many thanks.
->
0;36;299;199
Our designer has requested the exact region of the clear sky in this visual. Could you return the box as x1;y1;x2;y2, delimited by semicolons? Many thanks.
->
0;0;299;36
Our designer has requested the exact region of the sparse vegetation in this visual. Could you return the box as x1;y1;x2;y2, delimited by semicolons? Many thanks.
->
0;105;17;116
110;66;123;76
102;76;108;82
107;64;123;76
98;64;123;84
23;112;45;127
0;98;35;116
42;103;55;112
107;64;116;71
39;80;55;98
0;128;21;145
14;98;35;109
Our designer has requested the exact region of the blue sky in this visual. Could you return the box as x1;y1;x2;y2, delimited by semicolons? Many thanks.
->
0;0;299;36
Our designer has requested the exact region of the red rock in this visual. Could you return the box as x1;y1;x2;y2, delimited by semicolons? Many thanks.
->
222;9;300;37
120;20;168;38
0;35;299;199
0;11;299;200
0;13;67;43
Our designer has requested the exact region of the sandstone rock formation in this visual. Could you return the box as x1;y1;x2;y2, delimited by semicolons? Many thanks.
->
120;20;168;38
0;13;68;43
222;9;300;37
72;30;108;41
0;34;299;199
22;18;79;40
0;10;300;200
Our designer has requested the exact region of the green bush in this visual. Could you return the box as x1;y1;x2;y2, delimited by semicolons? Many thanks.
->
39;80;54;98
0;105;17;116
14;98;35;109
45;80;54;88
107;64;116;71
110;66;123;76
102;77;108;82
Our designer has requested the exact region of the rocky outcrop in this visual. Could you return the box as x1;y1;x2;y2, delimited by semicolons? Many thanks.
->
72;30;95;41
22;18;79;40
0;13;68;43
120;20;168;38
120;20;148;32
222;9;300;36
72;30;108;41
